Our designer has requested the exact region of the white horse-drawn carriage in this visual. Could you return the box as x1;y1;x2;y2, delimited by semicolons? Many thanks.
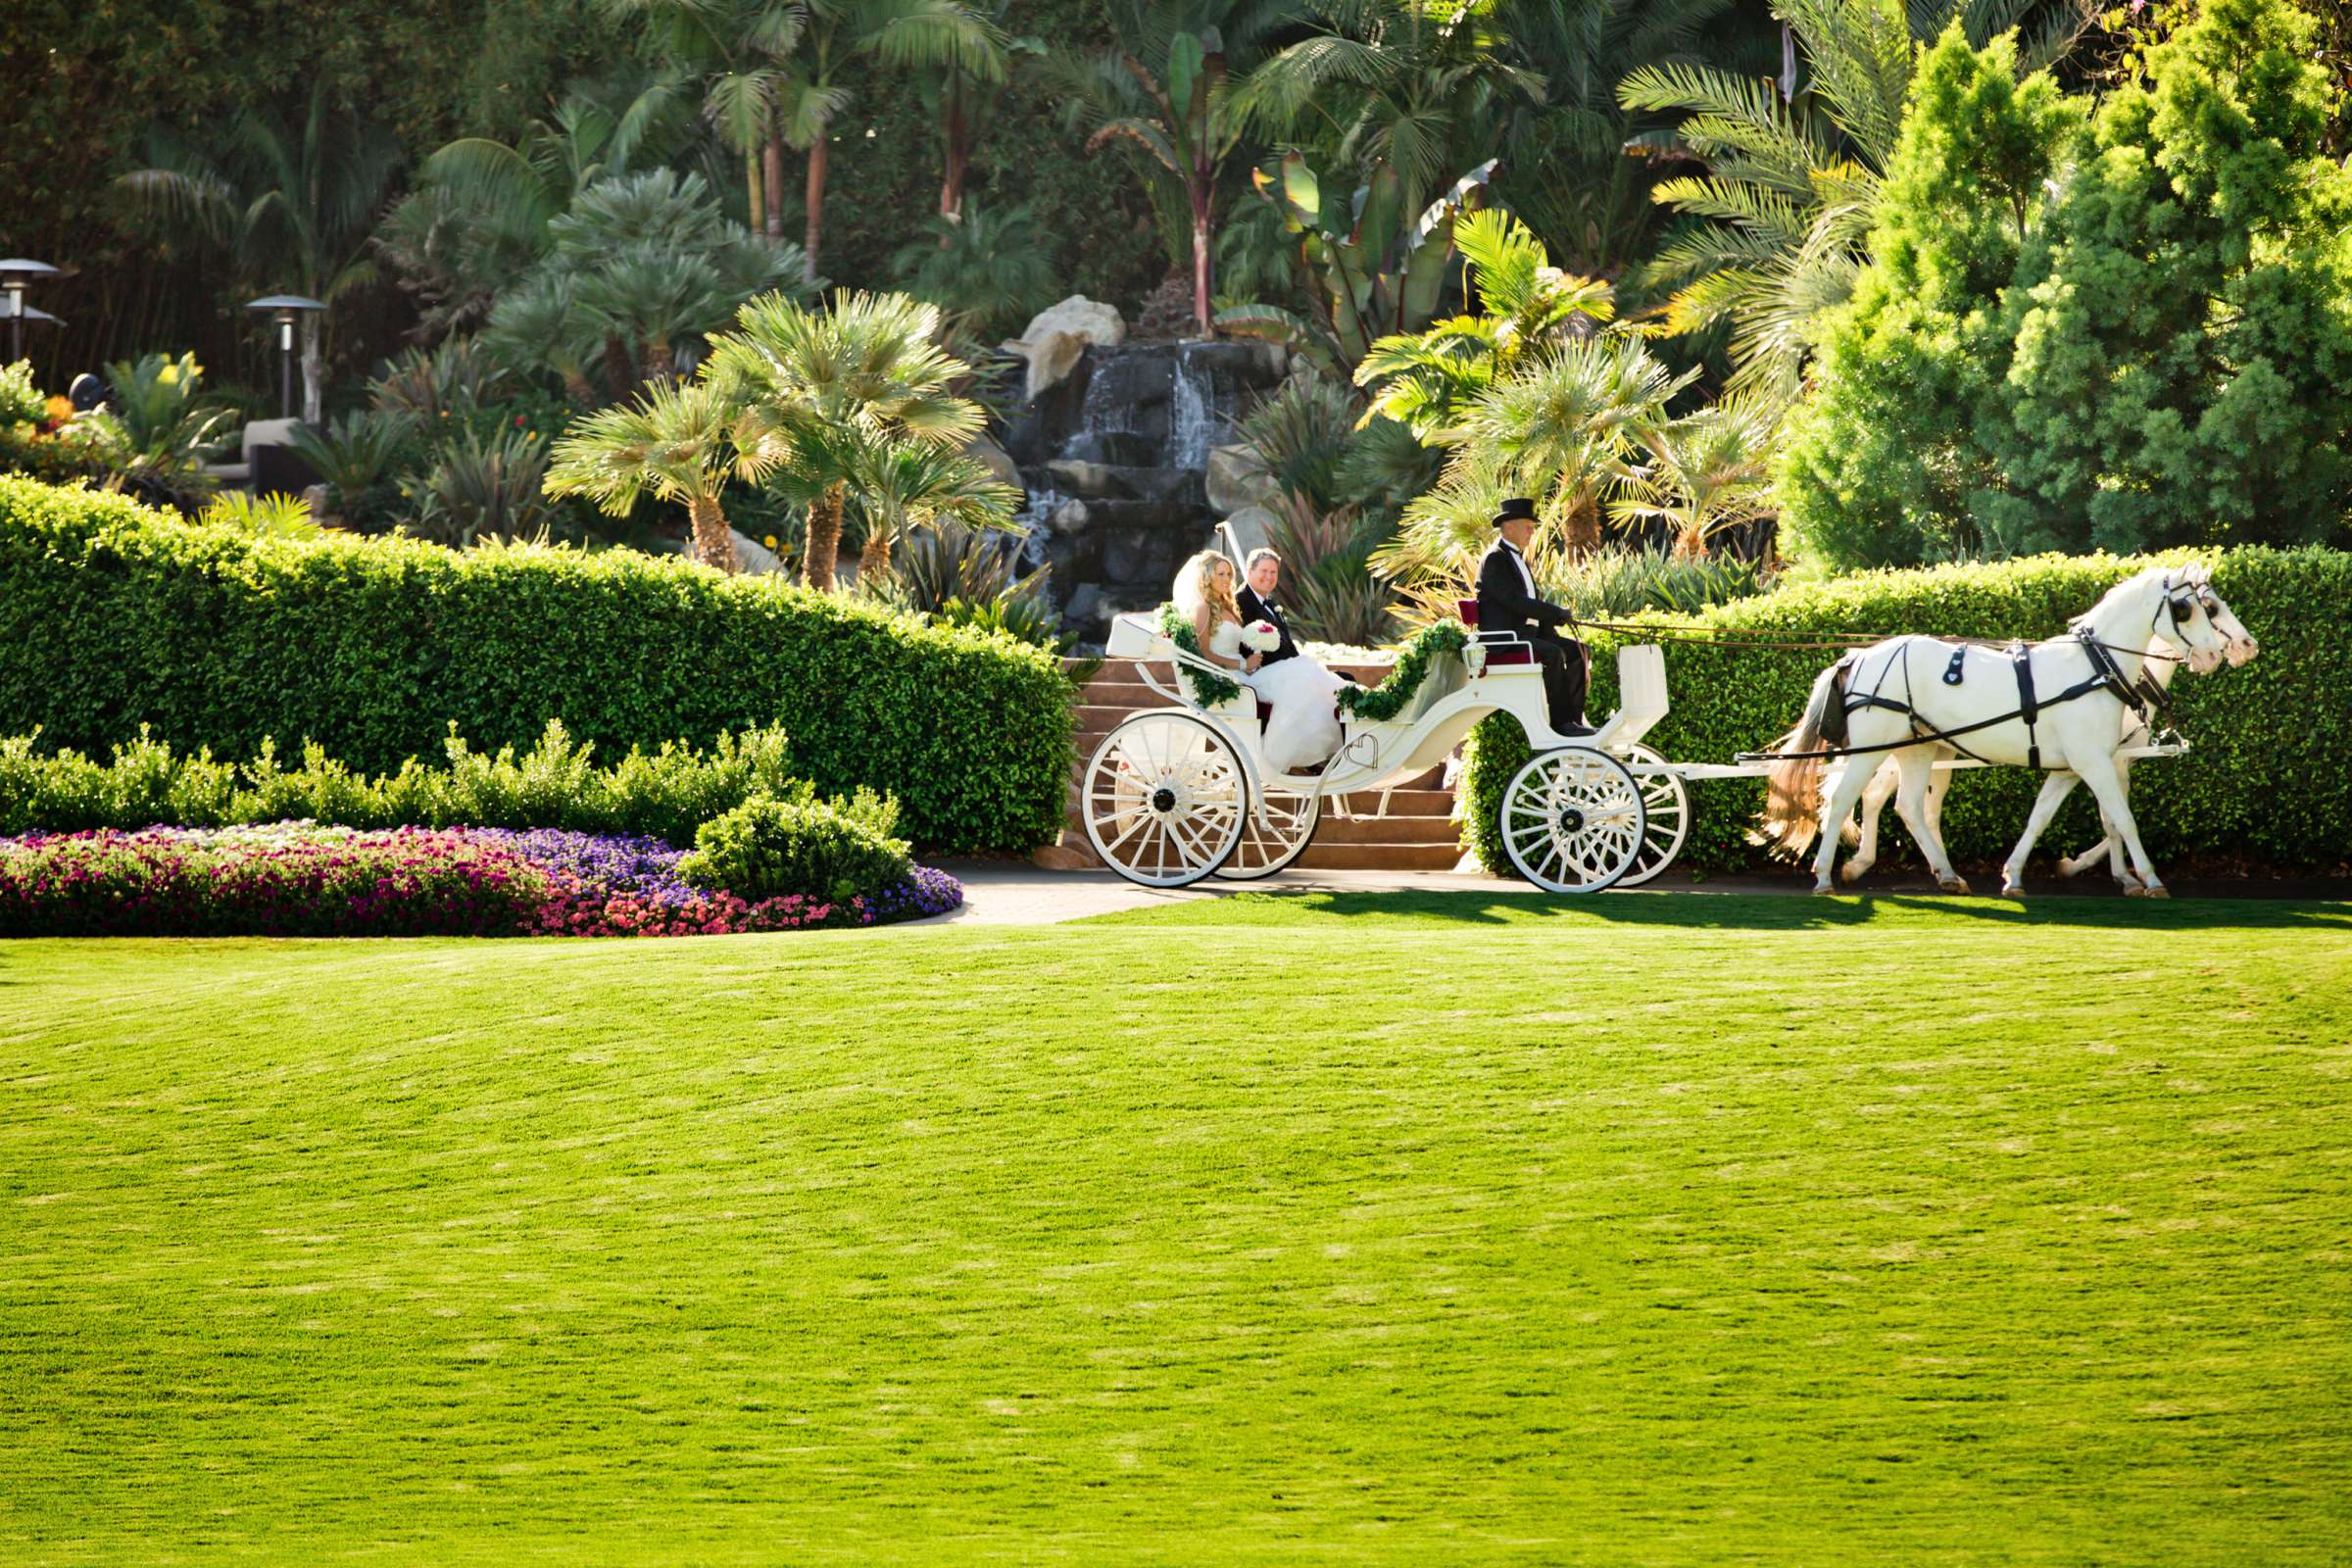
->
1082;561;2256;898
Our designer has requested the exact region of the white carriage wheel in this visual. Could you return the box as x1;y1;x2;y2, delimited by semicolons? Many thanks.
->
1081;711;1247;888
1212;784;1321;881
1614;743;1692;888
1499;747;1647;894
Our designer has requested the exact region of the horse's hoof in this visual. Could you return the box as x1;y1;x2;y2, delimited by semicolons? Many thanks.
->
1838;862;1864;884
1812;882;1837;897
1938;877;1972;896
2000;879;2026;898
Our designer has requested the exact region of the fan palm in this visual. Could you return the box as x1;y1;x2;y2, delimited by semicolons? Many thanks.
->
706;290;986;590
849;441;1021;580
545;377;760;570
115;80;401;421
1617;0;2091;399
379;90;678;339
1606;394;1779;558
489;169;808;394
1371;331;1694;613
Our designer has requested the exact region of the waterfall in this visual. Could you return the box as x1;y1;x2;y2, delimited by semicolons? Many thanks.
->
1169;346;1223;471
1012;485;1068;571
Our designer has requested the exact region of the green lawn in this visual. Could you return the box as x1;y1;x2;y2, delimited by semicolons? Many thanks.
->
4;894;2350;1564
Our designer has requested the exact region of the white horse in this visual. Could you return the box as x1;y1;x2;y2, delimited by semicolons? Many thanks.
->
1833;582;2258;894
1759;564;2244;897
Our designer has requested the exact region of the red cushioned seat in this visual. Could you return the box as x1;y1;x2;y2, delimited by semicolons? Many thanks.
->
1481;646;1536;665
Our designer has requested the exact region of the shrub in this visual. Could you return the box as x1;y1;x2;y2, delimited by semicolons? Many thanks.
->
0;720;802;845
1460;547;2352;878
0;475;1073;852
678;795;914;906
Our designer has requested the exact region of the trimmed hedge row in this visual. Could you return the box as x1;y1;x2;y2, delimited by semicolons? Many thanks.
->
0;476;1075;854
1462;548;2352;879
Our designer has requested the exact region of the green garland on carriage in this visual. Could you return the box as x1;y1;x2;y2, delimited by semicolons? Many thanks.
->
1156;604;1245;707
1154;607;1471;717
1337;621;1471;720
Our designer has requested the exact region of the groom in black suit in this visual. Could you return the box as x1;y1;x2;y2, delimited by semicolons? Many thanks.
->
1476;497;1591;735
1235;548;1298;665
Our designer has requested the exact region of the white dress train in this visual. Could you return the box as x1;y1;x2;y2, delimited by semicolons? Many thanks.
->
1210;619;1347;774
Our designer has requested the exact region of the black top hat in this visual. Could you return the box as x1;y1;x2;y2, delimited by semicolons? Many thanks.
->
1494;497;1538;526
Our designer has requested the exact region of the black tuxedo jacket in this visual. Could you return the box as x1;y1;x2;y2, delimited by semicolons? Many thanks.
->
1475;541;1577;645
1236;584;1299;664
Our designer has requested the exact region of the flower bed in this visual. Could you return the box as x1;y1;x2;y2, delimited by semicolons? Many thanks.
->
0;824;962;939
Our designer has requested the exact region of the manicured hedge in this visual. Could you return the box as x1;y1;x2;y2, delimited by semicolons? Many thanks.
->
0;477;1074;854
1462;548;2352;879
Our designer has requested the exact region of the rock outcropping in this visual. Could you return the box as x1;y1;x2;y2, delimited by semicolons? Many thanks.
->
996;339;1286;638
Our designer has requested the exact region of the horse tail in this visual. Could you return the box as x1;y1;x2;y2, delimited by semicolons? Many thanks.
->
1754;657;1851;858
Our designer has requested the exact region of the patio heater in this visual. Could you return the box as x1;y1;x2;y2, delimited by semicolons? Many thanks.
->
0;260;62;362
245;294;325;418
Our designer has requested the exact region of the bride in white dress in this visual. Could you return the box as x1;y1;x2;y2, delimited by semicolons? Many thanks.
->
1173;550;1347;773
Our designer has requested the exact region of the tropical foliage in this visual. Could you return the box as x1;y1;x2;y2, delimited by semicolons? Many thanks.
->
1781;1;2352;569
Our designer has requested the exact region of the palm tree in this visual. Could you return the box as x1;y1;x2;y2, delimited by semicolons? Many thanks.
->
379;90;678;339
850;441;1021;579
1489;0;1749;275
601;0;805;242
706;290;985;590
1240;0;1540;229
1371;331;1693;612
1617;0;2091;398
1062;0;1293;335
545;377;760;571
1606;395;1779;558
1354;209;1617;444
775;0;1005;283
116;80;402;421
486;169;808;396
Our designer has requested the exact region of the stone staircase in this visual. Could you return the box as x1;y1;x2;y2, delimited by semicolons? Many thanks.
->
1045;656;1467;872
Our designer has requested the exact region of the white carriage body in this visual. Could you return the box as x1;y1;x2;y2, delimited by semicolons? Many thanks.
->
1090;612;1672;891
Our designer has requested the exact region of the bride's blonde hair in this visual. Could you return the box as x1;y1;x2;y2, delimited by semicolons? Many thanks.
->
1174;550;1241;625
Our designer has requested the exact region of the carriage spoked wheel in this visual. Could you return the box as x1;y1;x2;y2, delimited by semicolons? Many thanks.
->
1082;711;1246;887
1499;747;1647;894
1613;742;1691;888
1212;784;1321;880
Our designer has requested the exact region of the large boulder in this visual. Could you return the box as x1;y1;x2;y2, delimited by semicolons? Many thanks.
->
731;530;788;575
1205;443;1278;514
963;431;1022;491
1002;296;1127;402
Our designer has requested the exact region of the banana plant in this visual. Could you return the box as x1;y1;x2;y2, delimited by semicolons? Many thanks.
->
1080;25;1249;339
1217;155;1497;373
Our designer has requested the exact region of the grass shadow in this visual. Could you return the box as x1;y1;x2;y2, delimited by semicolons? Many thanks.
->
1086;889;2352;932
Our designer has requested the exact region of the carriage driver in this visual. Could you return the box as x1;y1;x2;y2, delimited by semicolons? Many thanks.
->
1476;497;1592;736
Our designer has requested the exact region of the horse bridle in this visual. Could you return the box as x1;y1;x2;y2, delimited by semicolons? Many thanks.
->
2155;573;2222;651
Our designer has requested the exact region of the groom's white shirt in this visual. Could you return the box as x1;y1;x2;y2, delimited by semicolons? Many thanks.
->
1500;537;1536;597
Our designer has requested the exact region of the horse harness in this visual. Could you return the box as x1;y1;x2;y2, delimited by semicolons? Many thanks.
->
1781;625;2178;767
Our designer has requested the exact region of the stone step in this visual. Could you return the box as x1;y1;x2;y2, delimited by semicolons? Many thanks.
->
1048;834;1465;874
